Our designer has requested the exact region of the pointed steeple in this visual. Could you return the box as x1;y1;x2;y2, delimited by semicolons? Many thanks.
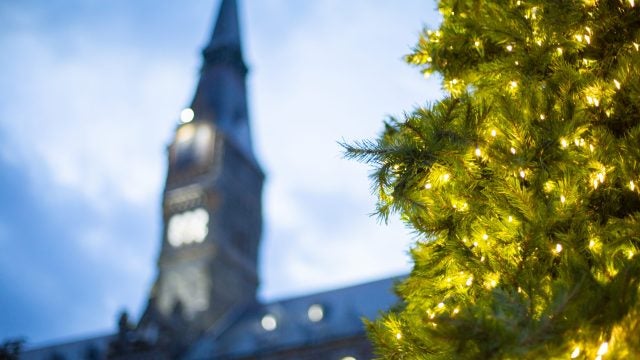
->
207;0;241;50
190;0;256;162
202;0;247;74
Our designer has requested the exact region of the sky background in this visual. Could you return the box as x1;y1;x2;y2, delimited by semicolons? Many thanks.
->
0;0;442;346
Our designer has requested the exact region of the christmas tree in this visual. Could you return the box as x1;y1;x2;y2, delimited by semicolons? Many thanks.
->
345;0;640;358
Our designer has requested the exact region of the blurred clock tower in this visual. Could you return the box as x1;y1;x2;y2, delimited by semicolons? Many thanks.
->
137;0;264;348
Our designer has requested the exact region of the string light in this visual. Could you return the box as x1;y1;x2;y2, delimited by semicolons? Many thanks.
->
482;234;489;240
597;341;609;356
570;347;580;358
425;183;432;189
443;173;450;181
510;147;516;154
453;308;460;315
510;80;518;88
560;195;566;204
506;45;513;52
556;47;563;55
630;0;635;7
437;302;445;309
519;170;526;178
584;35;591;44
554;243;563;254
508;216;513;222
613;79;621;90
466;277;473;286
475;147;482;156
589;239;595;248
560;138;568;148
491;129;497;137
539;114;545;120
631;180;636;191
474;40;481;47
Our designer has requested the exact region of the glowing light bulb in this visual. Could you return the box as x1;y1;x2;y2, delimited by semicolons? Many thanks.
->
597;341;608;356
628;250;635;259
427;56;433;62
514;61;519;65
453;308;460;315
570;347;580;358
510;80;518;88
519;170;526;178
506;45;513;52
473;241;479;247
510;147;516;155
508;216;513;222
557;47;563;55
489;280;497;287
560;138;568;148
491;129;497;137
575;34;583;42
584;35;591;44
539;114;546;120
560;195;566;204
631;180;636;191
396;332;402;340
480;256;485;262
589;240;595;248
443;173;450;181
475;147;482;156
614;79;621;90
474;40;480;47
425;183;432;190
437;302;445;309
634;42;639;51
630;0;635;7
593;179;599;189
554;243;563;253
466;277;473;286
482;234;489;240
451;78;458;85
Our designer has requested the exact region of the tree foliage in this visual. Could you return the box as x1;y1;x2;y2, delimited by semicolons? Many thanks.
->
345;0;640;358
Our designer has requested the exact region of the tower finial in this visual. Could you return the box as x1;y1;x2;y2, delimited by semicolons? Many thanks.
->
206;0;242;51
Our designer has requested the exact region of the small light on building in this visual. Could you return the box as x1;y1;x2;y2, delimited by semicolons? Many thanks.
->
341;357;356;360
307;304;324;322
180;108;195;123
261;314;277;331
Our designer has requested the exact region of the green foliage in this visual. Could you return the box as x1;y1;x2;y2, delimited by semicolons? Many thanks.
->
346;0;640;358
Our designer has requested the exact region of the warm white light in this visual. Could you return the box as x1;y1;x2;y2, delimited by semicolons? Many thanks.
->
473;241;479;247
482;234;489;240
554;243;563;253
261;314;277;331
475;147;482;156
560;195;566;204
560;138;568;148
341;357;356;360
474;40;480;47
556;47;563;55
597;341;609;356
539;114;546;120
396;332;402;340
631;180;636;191
510;80;518;88
506;45;513;52
453;308;460;315
630;0;635;7
180;108;194;123
584;35;591;44
491;129;497;137
508;215;513;222
519;170;526;178
425;183;432;189
570;347;580;358
466;277;473;286
307;304;324;322
443;173;450;181
589;240;595;248
614;79;621;90
510;147;516;155
437;302;445;309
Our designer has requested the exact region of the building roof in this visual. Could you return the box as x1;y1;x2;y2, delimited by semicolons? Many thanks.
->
20;333;114;360
185;275;402;359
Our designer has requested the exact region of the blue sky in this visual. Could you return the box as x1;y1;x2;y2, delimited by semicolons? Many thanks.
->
0;0;442;345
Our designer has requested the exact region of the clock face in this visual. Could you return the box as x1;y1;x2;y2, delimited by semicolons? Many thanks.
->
167;208;209;247
173;123;214;170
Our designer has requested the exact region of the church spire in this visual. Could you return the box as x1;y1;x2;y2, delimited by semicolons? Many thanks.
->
207;0;241;51
202;0;247;74
190;0;256;160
